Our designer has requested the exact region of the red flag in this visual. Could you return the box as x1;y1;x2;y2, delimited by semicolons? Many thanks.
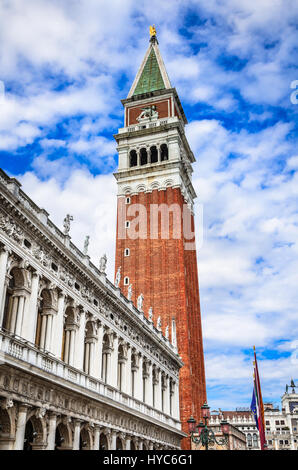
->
253;347;266;450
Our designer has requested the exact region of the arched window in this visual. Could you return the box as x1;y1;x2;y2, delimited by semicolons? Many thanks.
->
129;150;137;167
150;146;158;163
61;307;77;366
116;437;123;450
124;248;130;257
83;321;97;375
2;276;14;331
35;288;57;351
247;433;252;447
2;267;29;336
160;144;168;161
253;433;258;447
140;148;148;165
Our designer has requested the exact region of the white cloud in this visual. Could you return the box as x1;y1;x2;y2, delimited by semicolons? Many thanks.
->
1;0;298;410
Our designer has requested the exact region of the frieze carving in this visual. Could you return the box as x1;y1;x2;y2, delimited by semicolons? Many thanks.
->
0;214;23;242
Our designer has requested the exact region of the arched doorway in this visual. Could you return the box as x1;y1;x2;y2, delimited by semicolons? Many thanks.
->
55;422;72;450
116;437;123;450
24;419;34;451
99;433;108;450
0;408;14;450
80;427;92;450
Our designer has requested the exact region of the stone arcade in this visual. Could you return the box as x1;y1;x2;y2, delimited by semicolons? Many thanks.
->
0;169;185;450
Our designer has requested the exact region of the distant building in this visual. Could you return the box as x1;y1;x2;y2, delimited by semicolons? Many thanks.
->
265;380;298;451
209;410;259;450
191;420;246;450
210;379;298;451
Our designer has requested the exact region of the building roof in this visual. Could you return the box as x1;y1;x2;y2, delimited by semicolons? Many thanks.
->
127;36;172;98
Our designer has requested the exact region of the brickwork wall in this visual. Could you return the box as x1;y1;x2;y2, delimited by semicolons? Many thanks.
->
115;187;206;448
126;98;171;126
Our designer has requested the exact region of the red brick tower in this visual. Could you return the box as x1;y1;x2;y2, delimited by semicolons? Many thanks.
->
114;30;206;448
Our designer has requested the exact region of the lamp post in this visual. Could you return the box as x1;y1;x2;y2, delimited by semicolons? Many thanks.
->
187;402;229;450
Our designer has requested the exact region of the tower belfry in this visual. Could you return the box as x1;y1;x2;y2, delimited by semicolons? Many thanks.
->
114;28;206;448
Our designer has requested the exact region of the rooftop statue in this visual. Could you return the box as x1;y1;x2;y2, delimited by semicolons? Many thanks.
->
149;25;156;37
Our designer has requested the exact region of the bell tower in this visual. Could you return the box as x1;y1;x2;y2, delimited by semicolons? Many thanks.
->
114;29;206;448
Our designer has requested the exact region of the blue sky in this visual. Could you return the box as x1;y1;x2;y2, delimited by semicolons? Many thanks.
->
0;0;298;410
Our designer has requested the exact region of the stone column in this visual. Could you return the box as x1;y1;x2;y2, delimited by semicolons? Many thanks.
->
46;412;58;450
164;376;170;415
156;370;162;411
93;426;101;450
64;329;71;363
84;341;90;374
111;431;117;450
135;354;143;401
15;295;25;336
94;322;103;380
14;404;30;450
173;381;180;420
73;420;82;450
0;247;9;326
69;329;76;366
149;441;154;450
139;440;143;450
40;313;47;349
74;309;86;370
52;292;65;358
157;145;161;162
110;333;118;387
145;362;153;406
9;295;18;333
44;314;53;351
88;340;96;377
125;345;131;395
125;435;131;450
23;271;40;343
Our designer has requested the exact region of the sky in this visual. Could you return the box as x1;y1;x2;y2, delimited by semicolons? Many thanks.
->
0;0;298;411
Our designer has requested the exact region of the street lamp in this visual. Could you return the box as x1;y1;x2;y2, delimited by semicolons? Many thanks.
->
187;402;229;450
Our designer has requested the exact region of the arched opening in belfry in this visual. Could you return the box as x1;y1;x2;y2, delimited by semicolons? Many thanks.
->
160;143;168;161
129;150;137;167
140;148;148;165
150;145;158;163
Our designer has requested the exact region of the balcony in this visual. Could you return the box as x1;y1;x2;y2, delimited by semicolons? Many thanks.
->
0;329;180;431
118;117;180;134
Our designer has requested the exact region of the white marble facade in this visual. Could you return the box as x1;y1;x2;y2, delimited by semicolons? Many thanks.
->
0;169;184;450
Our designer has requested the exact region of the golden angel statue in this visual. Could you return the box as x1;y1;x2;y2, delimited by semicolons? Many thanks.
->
149;25;156;37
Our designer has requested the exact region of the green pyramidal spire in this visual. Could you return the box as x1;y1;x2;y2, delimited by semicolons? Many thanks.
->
127;31;172;99
133;47;166;95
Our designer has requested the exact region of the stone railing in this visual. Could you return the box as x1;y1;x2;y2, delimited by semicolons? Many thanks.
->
0;330;181;431
118;117;179;134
